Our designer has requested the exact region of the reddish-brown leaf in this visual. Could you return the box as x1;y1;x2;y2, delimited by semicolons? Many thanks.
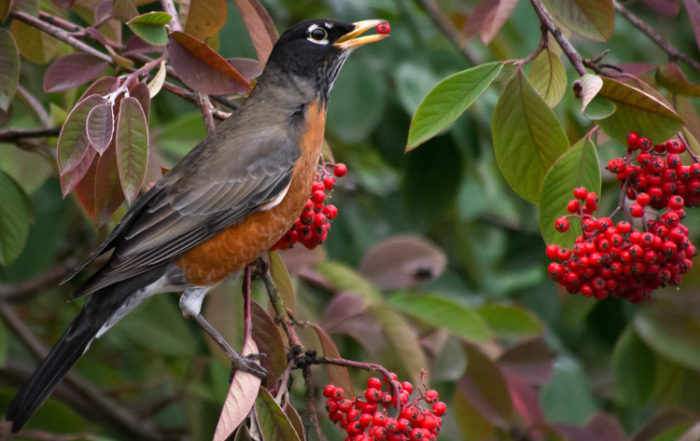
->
78;76;120;102
498;338;554;385
656;62;700;97
183;0;227;40
115;96;149;203
58;94;106;174
630;410;696;441
585;413;627;441
94;0;113;25
93;141;125;223
168;31;252;94
284;402;305;441
86;101;114;154
683;0;700;51
463;0;518;44
111;0;136;21
321;292;384;353
232;0;278;65
641;0;679;15
60;146;97;196
128;81;151;119
504;373;545;428
0;29;19;111
123;35;162;55
251;301;288;387
48;0;76;9
44;54;109;93
311;323;355;397
74;154;99;219
227;57;263;82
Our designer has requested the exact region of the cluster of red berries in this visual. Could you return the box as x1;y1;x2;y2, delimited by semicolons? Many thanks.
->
607;132;700;208
271;163;346;250
547;186;695;302
323;374;446;441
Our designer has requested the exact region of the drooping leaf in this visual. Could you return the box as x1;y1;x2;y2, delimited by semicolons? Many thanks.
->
656;63;700;96
183;0;227;40
213;339;262;441
596;77;684;144
475;304;543;340
250;301;288;386
10;17;59;64
58;94;107;174
43;53;109;93
115;96;149;202
232;0;278;65
94;0;113;25
528;48;567;107
611;326;655;405
387;292;491;342
406;62;503;150
168;31;252;94
541;0;615;41
492;69;569;203
127;12;172;46
74;154;99;219
538;136;601;248
60;146;97;196
540;358;597;425
634;302;700;371
358;235;447;290
504;373;545;428
86;102;114;154
255;387;302;441
312;324;355;397
129;81;150;120
0;170;34;265
573;73;603;113
0;29;19;111
683;0;700;52
147;60;167;98
268;250;295;313
463;0;519;44
93;142;125;223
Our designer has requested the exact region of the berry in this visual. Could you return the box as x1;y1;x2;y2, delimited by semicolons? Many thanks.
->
334;163;347;177
555;217;570;232
627;131;639;148
377;21;391;34
574;187;588;199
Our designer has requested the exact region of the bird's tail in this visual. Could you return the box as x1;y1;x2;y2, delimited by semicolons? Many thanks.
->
5;270;164;432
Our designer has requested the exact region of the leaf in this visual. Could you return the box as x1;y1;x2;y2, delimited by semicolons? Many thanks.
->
406;62;503;150
213;339;262;441
115;96;149;203
358;235;447;290
475;304;543;340
387;292;491;342
127;12;172;46
311;324;355;397
528;49;567;107
255;387;302;441
284;403;305;441
78;76;119;102
129;81;150;120
583;94;616;120
678;422;700;441
232;0;278;65
634;302;700;371
541;0;615;41
0;29;19;111
315;261;382;303
60;146;97;196
683;0;700;52
492;69;569;203
540;358;597;425
227;57;263;82
93;142;125;223
43;53;109;92
0;170;33;265
573;73;603;113
504;373;545;427
586;413;627;441
452;388;497;441
641;0;680;16
656;63;700;97
86;102;114;154
538;136;601;248
168;31;252;94
183;0;227;40
10;17;59;64
612;326;655;405
58;94;107;174
94;0;113;25
630;410;697;441
498;339;554;385
463;0;519;44
48;0;76;9
251;302;287;386
268;250;295;313
112;0;137;20
596;77;684;144
147;60;167;98
459;343;515;427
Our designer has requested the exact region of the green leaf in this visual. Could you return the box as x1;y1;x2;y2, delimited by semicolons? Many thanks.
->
127;12;172;46
634;302;700;371
528;49;566;107
542;0;614;41
406;62;503;150
315;261;382;303
475;304;543;340
0;170;33;265
0;29;19;111
596;77;684;144
268;250;295;313
57;94;106;174
612;326;655;405
540;357;597;425
115;96;149;203
10;15;59;64
583;94;616;120
539;136;601;248
492;69;569;203
387;292;491;342
453;388;497;441
255;387;302;441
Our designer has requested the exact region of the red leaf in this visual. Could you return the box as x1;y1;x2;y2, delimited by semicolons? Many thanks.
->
74;151;99;219
43;53;109;92
619;63;657;77
115;96;149;203
78;76;120;102
504;373;545;429
93;141;125;224
585;413;627;441
57;94;106;174
128;81;151;119
464;0;518;44
123;35;162;56
641;0;679;15
227;57;263;82
168;31;252;94
60;146;97;197
683;0;700;52
86;102;114;154
232;0;278;65
251;301;288;387
311;323;355;397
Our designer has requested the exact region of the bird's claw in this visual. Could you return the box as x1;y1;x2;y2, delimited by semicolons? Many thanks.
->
230;353;267;381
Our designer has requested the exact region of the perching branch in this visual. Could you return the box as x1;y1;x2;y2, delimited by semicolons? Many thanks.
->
0;127;61;143
529;0;587;76
614;2;700;73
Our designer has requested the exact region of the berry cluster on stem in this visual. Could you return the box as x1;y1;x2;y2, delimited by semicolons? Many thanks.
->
324;373;445;441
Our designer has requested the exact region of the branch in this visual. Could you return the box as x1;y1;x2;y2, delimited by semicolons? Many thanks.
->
16;85;51;127
614;2;700;73
529;0;586;76
415;0;481;65
0;127;61;143
160;0;182;32
518;27;549;65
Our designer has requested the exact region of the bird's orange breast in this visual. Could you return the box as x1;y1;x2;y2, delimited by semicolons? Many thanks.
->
175;101;327;285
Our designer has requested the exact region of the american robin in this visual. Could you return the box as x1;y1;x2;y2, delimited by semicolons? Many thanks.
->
6;18;388;432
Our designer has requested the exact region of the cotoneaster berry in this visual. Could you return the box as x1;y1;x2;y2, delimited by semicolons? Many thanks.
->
377;21;391;34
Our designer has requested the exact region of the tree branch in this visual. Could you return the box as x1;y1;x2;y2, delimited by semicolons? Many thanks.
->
614;2;700;73
0;127;61;143
415;0;481;65
160;0;182;32
529;0;586;76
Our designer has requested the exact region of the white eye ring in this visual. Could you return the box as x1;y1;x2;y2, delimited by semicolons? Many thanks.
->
307;24;328;45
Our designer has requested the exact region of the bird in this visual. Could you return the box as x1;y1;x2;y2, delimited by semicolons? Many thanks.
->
5;18;388;432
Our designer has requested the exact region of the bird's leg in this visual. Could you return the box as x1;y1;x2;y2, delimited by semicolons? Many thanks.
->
179;287;266;379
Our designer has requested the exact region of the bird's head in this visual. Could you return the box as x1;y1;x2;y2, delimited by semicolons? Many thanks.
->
263;19;389;101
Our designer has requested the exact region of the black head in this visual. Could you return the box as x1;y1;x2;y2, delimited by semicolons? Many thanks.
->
263;19;388;101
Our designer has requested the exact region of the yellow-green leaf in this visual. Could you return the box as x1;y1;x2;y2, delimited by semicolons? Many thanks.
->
0;170;34;266
528;48;566;107
542;0;614;41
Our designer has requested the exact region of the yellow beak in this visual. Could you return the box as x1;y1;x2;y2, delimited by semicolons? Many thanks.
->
334;19;389;50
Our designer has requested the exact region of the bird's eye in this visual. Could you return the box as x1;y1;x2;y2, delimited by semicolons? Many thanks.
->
309;27;328;42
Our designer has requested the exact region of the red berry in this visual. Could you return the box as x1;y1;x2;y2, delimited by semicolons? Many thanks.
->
377;21;391;34
425;389;439;403
555;217;570;232
323;204;338;219
639;137;652;151
432;401;447;416
365;388;382;403
573;187;588;199
668;195;684;210
637;192;650;206
630;203;644;217
334;163;347;177
323;384;336;398
367;377;383;389
546;244;560;259
627;131;639;147
312;190;326;203
567;199;580;213
333;388;345;401
323;176;336;190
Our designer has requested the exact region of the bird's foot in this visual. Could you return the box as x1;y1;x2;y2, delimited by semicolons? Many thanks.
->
229;352;267;381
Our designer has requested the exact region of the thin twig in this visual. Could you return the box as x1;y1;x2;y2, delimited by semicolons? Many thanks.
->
197;93;217;133
16;85;51;127
529;0;586;76
0;259;76;302
0;127;61;143
160;0;182;32
517;27;549;65
415;0;481;65
303;365;328;441
614;2;700;73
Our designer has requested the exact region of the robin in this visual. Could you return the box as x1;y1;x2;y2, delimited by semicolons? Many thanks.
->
6;18;388;432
